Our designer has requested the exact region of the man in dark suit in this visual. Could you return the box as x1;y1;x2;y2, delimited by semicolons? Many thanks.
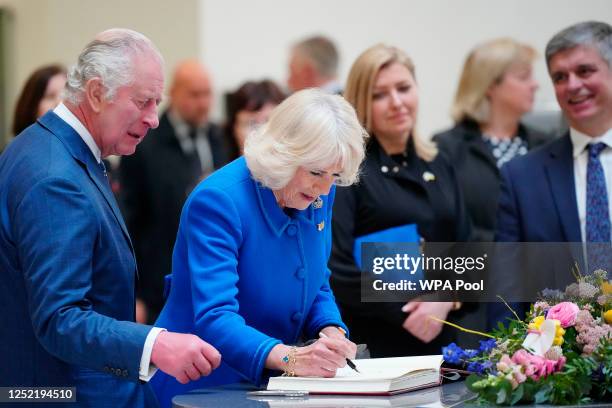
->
0;29;220;406
119;60;229;324
493;21;612;324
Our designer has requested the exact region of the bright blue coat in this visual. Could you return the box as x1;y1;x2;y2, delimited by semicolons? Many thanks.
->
151;158;347;407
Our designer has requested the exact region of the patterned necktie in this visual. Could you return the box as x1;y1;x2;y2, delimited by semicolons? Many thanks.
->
585;142;611;271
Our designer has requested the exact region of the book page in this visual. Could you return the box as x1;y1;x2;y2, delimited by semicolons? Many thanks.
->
312;355;442;381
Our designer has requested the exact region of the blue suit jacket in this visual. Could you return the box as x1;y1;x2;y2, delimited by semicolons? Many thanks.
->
0;112;157;407
496;133;581;243
491;134;582;326
151;158;347;408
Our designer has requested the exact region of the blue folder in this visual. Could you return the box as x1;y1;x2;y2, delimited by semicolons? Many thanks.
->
353;224;420;268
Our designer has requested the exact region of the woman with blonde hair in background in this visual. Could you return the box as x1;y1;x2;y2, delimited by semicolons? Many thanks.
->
329;44;470;358
434;38;550;241
434;38;552;344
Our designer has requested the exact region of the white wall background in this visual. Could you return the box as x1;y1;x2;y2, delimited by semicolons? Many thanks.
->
200;0;612;137
0;0;200;142
1;0;611;142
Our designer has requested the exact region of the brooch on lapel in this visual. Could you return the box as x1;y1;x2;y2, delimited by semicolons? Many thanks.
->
313;197;323;209
422;171;436;182
317;221;325;231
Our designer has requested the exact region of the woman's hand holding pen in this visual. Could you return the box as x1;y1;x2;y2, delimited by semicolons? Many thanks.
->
266;335;356;377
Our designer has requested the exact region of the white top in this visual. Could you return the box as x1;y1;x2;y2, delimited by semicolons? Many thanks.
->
570;127;612;242
52;103;164;381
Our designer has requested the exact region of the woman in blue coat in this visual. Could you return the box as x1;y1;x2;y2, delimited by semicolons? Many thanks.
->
151;89;367;407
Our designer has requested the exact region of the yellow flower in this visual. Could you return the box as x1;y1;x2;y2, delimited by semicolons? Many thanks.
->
529;316;545;331
551;320;565;346
602;281;612;295
604;310;612;324
528;316;565;346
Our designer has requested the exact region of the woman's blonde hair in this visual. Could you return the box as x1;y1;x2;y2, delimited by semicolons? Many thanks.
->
344;43;436;162
451;38;537;124
244;88;368;190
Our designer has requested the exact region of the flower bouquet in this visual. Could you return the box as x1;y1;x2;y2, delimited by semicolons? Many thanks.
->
442;269;612;405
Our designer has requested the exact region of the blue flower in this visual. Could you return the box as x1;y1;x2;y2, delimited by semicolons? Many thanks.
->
467;361;483;373
481;361;495;374
467;360;495;374
478;339;497;353
442;343;465;364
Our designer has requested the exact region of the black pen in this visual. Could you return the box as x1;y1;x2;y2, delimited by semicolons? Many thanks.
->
319;331;360;373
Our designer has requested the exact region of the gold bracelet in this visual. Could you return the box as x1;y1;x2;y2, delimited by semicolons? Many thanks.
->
281;346;297;377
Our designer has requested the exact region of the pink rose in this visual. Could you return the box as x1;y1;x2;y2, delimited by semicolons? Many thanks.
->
511;349;565;380
546;302;579;328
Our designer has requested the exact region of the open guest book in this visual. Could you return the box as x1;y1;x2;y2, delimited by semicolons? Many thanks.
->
267;355;443;396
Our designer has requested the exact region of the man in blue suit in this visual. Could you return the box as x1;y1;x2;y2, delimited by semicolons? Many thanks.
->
0;29;220;407
493;21;612;325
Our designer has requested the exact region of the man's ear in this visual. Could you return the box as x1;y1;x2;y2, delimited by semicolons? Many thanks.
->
302;60;317;83
85;78;106;113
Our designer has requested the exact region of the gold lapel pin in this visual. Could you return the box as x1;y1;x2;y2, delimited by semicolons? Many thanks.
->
313;197;323;209
317;221;325;231
422;171;436;182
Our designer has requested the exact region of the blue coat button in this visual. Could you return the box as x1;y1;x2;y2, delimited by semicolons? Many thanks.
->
295;267;305;279
286;224;297;236
291;311;302;322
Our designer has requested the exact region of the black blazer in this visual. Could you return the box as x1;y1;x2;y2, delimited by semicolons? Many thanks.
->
329;137;471;357
434;119;552;241
118;111;230;322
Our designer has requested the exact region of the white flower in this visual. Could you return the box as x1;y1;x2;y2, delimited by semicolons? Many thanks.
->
544;346;563;361
578;282;599;299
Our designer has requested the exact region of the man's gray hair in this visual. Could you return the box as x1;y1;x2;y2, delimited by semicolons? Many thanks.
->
64;28;164;105
545;21;612;68
293;35;339;78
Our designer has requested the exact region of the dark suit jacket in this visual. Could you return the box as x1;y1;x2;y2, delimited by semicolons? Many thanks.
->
118;110;229;322
491;133;584;326
434;119;552;241
0;112;156;406
496;133;580;243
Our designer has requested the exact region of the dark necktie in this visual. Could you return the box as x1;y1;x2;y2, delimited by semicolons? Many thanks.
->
188;126;198;143
586;142;611;271
187;127;202;191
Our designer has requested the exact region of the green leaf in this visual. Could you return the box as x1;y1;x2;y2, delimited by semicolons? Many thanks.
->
465;373;481;391
496;380;512;405
510;383;525;405
534;383;553;404
496;387;507;404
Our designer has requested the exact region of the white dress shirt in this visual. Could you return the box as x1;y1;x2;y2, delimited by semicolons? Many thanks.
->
53;103;165;381
570;127;612;242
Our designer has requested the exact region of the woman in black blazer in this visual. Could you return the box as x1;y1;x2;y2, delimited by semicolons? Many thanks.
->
329;44;471;358
434;38;551;241
433;38;553;344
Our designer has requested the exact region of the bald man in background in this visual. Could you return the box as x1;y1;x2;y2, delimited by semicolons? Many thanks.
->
119;60;229;324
